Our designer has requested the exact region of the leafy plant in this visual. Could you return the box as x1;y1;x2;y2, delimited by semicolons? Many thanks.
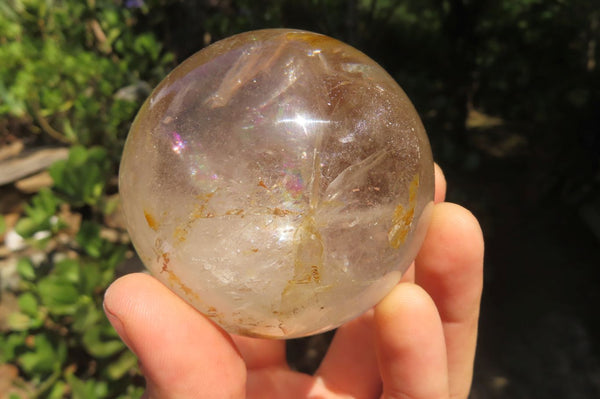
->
1;145;142;397
49;145;112;207
0;0;179;395
1;251;142;397
0;0;173;151
13;188;64;239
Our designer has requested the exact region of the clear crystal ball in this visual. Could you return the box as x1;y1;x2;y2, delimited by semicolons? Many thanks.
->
119;29;434;338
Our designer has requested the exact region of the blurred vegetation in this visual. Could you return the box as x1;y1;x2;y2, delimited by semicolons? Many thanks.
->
0;0;172;396
0;0;175;169
0;0;598;397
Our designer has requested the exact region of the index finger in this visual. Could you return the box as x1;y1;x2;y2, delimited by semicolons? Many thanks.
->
434;163;447;203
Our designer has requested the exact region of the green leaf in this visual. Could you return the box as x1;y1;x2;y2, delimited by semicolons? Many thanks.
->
115;385;145;399
38;275;80;316
16;257;36;280
32;188;61;216
82;323;125;358
68;145;88;165
48;159;66;187
76;221;107;258
14;217;37;238
0;333;26;362
49;145;111;206
80;260;103;295
7;312;33;331
101;194;120;215
47;381;67;399
18;333;64;375
104;244;127;271
66;374;109;399
106;350;138;380
62;118;77;142
15;188;61;237
71;300;101;333
0;214;5;235
17;292;39;317
54;258;80;283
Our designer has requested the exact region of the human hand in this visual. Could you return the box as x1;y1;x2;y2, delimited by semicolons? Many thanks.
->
103;164;484;399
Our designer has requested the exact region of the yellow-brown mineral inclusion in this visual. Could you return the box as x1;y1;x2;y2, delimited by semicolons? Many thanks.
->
119;29;434;339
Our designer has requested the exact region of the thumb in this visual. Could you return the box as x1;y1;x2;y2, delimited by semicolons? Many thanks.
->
103;273;246;399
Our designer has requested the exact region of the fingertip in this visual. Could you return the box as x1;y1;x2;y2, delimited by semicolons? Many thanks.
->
104;273;165;352
103;273;154;318
416;202;484;324
440;202;483;248
375;283;449;399
375;283;440;336
418;202;484;284
434;163;447;203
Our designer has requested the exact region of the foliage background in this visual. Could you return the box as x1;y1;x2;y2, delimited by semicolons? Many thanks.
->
1;0;599;397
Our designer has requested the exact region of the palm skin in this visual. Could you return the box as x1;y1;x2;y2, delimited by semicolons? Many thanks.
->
103;164;484;399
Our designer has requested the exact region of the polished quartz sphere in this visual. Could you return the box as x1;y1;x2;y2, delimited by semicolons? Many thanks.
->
119;29;434;338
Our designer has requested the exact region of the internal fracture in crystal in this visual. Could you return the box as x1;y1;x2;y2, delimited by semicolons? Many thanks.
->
119;29;434;338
